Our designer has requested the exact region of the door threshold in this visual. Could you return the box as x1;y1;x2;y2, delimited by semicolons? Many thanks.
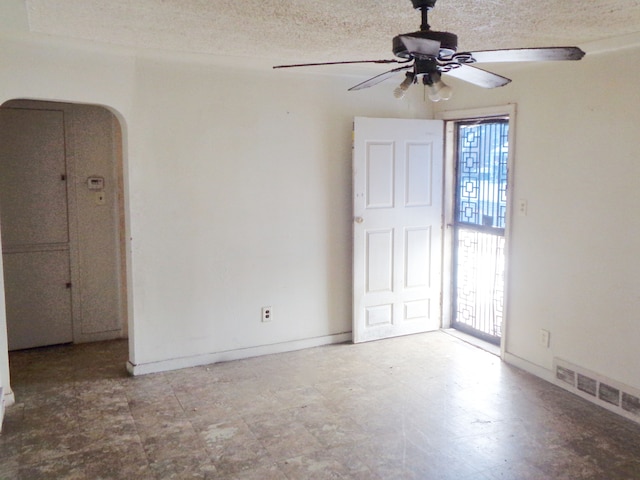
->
442;328;501;357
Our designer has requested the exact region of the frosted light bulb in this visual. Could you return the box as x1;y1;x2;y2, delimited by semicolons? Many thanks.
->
394;85;408;99
394;73;414;99
426;79;453;102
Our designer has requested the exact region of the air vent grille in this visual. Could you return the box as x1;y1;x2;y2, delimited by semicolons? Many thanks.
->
554;359;640;424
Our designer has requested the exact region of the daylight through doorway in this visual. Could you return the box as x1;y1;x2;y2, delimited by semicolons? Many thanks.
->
451;118;509;345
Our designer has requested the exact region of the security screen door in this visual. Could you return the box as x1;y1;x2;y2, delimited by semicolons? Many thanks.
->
352;117;443;343
451;118;509;344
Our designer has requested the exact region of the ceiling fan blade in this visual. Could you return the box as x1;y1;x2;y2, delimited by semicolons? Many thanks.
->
273;59;406;69
444;64;511;89
398;35;441;57
348;65;413;91
470;46;585;63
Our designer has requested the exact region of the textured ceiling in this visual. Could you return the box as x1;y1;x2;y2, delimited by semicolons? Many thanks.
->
25;0;640;64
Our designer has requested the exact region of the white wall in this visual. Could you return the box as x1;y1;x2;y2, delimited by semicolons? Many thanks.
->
0;24;432;389
67;104;127;339
127;55;429;368
435;38;640;390
0;245;10;408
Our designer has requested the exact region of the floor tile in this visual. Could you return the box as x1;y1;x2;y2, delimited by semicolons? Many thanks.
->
4;333;640;480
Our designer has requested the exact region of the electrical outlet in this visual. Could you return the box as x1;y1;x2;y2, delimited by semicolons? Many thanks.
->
261;306;272;323
539;329;550;348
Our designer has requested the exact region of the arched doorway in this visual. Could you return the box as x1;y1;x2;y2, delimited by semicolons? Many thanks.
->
0;100;128;351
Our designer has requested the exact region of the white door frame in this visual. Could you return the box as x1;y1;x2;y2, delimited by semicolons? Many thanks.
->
436;104;517;359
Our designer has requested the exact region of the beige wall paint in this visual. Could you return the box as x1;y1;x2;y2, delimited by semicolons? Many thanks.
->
0;0;28;32
127;55;429;367
66;103;127;339
435;44;640;389
0;27;431;395
0;248;9;408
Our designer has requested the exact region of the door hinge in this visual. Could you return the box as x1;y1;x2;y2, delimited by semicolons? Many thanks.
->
61;174;67;181
66;282;72;289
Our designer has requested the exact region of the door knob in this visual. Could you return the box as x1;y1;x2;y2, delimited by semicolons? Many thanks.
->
354;217;364;224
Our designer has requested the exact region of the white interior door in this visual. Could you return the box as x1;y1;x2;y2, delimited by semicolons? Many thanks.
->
353;117;443;343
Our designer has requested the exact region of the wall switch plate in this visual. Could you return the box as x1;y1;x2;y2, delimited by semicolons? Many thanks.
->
539;329;550;348
87;176;105;190
95;192;106;205
518;199;528;216
261;306;272;322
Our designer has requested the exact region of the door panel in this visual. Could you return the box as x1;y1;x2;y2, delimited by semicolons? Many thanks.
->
353;117;443;343
366;229;393;293
405;227;431;288
406;144;433;206
366;143;395;208
0;110;69;246
2;250;73;350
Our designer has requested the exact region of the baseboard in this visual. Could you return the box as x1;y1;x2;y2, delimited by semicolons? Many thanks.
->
74;329;125;344
2;387;15;408
0;386;14;433
504;352;640;426
0;386;4;433
503;352;556;384
127;332;353;376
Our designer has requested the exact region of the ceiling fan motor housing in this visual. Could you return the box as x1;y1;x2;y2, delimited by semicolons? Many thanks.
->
410;0;437;10
393;30;458;59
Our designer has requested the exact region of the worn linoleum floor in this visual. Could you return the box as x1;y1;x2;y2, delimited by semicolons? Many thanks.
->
2;332;640;479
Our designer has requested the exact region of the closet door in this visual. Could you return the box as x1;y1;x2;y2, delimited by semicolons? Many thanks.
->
0;108;73;350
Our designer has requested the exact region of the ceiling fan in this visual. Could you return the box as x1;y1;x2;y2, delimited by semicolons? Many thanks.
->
273;0;585;101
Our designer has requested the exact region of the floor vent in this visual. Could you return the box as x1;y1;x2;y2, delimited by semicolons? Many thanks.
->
554;359;640;424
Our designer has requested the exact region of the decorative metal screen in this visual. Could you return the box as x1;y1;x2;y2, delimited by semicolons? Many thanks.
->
453;119;509;343
457;121;509;229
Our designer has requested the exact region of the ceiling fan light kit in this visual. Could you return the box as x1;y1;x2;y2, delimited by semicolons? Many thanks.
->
423;71;453;102
273;0;585;102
